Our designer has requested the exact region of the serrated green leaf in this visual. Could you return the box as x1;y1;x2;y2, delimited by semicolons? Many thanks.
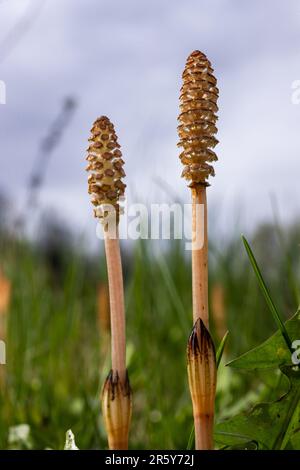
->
227;311;300;370
215;366;300;450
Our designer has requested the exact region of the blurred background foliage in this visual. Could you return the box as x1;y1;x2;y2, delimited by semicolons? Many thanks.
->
1;0;300;451
0;193;299;449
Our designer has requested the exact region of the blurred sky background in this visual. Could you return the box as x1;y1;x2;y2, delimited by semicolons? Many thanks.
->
0;0;300;244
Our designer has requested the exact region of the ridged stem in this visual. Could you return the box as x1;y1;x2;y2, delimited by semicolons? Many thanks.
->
191;185;209;328
104;229;126;384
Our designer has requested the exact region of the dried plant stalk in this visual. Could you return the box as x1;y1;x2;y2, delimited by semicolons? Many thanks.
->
86;116;131;449
178;50;219;450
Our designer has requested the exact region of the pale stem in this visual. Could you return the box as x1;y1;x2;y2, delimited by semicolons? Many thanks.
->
191;186;209;328
104;229;126;383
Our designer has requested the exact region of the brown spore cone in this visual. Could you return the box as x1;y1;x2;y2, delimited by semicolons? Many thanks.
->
178;50;219;187
86;116;126;223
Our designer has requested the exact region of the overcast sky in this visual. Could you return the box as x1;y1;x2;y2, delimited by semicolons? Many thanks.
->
1;0;300;242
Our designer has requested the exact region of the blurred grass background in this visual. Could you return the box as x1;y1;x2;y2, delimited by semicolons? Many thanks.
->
0;209;299;450
1;0;300;451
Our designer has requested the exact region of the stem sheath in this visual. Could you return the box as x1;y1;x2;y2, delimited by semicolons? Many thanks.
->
194;415;214;450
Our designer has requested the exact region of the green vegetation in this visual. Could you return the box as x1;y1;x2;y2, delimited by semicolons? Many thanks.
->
0;218;299;449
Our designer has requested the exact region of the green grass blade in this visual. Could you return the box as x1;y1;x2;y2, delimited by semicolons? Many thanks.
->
216;331;229;368
242;235;292;353
186;426;195;450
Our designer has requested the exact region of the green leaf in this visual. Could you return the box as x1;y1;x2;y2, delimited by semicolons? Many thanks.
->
186;427;194;451
228;311;300;370
242;236;293;352
215;366;300;450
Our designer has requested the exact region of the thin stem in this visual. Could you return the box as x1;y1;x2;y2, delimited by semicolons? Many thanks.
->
191;186;214;450
191;186;209;328
104;229;126;383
